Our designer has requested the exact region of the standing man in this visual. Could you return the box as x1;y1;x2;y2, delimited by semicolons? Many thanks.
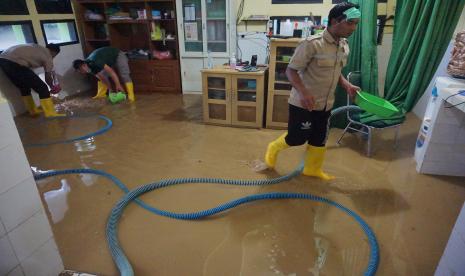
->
72;46;135;102
265;2;361;180
0;43;63;117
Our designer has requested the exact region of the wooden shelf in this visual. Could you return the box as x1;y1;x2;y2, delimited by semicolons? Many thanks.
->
75;0;105;3
76;0;181;94
237;89;257;92
151;18;176;21
108;19;148;24
207;18;226;20
151;39;177;42
275;61;290;64
274;80;290;84
208;87;226;90
86;39;110;42
84;19;106;22
208;40;226;43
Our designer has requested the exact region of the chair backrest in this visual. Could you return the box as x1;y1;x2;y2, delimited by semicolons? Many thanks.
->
347;71;361;87
346;71;362;118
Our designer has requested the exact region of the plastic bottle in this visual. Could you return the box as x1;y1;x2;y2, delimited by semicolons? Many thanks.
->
282;19;293;36
207;50;213;69
302;18;308;38
230;53;236;70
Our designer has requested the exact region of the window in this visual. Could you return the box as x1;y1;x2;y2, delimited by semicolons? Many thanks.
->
0;0;28;15
0;21;37;51
272;0;323;4
34;0;73;14
40;20;79;46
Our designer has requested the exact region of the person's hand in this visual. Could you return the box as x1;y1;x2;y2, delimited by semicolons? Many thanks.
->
116;84;125;92
50;84;61;94
300;89;315;111
345;83;360;97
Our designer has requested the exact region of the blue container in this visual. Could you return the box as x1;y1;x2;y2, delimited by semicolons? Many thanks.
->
152;10;161;18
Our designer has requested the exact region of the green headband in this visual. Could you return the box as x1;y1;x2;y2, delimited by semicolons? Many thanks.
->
343;7;361;20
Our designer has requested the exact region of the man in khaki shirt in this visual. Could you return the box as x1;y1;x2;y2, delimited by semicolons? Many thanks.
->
265;2;361;180
0;43;64;117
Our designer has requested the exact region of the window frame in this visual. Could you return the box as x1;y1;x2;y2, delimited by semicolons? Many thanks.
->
40;19;80;47
0;21;37;52
272;0;323;4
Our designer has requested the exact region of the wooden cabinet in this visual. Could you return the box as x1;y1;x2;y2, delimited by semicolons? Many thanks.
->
266;38;301;129
73;0;182;93
129;59;181;93
201;67;266;128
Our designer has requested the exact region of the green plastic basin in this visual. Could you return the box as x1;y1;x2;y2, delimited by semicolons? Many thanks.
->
108;91;127;104
355;91;399;117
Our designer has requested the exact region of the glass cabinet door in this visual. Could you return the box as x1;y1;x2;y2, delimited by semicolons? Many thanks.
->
182;0;203;53
232;76;261;127
206;0;227;53
203;74;231;123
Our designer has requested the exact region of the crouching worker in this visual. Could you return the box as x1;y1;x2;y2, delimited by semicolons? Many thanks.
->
0;43;64;117
73;46;135;102
264;2;361;180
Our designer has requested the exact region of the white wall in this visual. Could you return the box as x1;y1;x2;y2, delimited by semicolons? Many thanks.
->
0;96;63;276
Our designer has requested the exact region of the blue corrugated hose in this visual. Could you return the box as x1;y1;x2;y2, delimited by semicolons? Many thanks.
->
21;114;113;147
34;106;378;276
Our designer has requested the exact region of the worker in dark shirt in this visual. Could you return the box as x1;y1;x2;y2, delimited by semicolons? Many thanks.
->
73;46;135;101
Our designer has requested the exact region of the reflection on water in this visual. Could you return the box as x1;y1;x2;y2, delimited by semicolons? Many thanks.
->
74;137;96;152
44;179;71;224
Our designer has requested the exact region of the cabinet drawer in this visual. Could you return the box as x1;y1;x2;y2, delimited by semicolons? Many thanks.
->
128;60;150;74
131;73;153;83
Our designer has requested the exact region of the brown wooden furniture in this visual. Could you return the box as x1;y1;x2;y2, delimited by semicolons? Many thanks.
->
201;66;267;128
73;0;181;93
266;38;301;129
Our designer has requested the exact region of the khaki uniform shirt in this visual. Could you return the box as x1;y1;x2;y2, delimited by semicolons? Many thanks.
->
0;44;54;72
287;29;349;111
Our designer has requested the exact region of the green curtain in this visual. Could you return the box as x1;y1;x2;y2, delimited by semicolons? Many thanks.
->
384;0;465;112
331;0;379;128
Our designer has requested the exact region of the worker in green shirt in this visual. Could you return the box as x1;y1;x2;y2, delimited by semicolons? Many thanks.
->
73;46;135;102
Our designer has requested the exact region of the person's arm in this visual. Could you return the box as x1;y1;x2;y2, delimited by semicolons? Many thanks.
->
96;72;113;91
44;71;54;88
285;67;315;110
103;64;124;92
338;75;360;96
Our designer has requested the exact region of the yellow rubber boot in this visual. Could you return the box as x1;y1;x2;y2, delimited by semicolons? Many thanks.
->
265;132;289;168
93;81;108;99
302;145;335;180
40;98;65;117
22;96;42;116
125;82;135;102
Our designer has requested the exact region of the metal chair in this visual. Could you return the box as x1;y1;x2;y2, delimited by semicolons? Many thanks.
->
336;71;401;157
